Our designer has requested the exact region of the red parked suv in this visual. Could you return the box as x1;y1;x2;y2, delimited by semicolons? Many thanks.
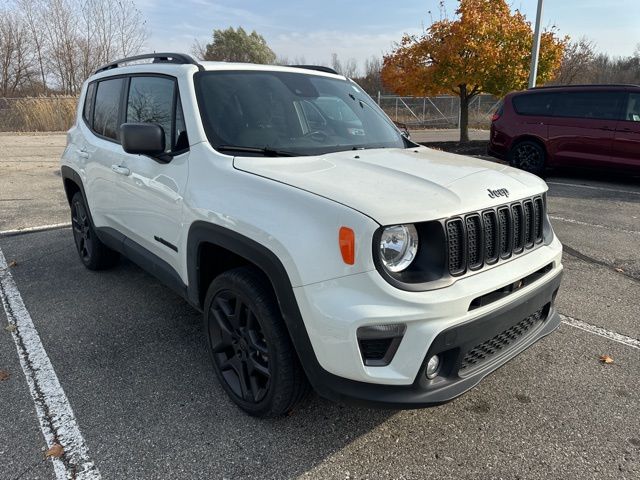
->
488;84;640;175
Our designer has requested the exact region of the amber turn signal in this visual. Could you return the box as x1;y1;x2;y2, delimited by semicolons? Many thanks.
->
339;227;355;265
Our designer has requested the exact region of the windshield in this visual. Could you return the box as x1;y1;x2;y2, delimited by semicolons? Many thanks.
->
194;70;407;156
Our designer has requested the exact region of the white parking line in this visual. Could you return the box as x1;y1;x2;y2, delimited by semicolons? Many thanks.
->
0;223;72;238
561;314;640;351
549;215;640;236
0;247;101;479
547;181;640;196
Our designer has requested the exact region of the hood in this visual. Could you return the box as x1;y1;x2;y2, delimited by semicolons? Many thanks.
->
233;146;548;225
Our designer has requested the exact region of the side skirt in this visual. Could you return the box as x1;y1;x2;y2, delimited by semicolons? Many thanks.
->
96;227;192;307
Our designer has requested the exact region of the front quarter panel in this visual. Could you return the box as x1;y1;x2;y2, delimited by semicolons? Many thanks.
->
182;142;380;288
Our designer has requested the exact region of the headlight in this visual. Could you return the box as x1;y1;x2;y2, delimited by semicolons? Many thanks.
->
379;224;418;272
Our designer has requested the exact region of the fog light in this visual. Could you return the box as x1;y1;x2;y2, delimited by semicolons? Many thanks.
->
425;355;440;379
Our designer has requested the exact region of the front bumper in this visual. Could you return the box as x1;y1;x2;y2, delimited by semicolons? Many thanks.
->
289;235;563;407
301;270;562;408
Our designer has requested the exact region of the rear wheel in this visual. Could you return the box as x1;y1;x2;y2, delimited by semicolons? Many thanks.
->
70;192;119;270
204;267;309;417
509;140;546;176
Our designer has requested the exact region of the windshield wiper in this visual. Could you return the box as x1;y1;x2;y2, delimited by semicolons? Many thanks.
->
216;145;297;157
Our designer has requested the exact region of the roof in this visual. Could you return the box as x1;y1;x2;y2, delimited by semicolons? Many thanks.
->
530;84;639;90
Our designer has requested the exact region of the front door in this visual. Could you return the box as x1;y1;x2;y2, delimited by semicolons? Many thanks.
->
546;90;625;169
110;75;190;273
611;92;640;173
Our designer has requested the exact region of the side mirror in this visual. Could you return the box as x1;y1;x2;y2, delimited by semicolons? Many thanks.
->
121;123;166;156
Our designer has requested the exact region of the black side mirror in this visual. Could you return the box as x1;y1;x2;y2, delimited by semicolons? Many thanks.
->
121;123;166;157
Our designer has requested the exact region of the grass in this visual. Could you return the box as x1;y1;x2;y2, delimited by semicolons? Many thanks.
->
0;97;78;132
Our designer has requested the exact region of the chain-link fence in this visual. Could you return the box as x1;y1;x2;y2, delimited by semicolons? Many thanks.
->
0;93;501;133
0;97;78;132
377;94;500;129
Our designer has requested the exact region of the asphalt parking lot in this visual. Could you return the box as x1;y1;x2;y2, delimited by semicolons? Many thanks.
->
1;134;639;479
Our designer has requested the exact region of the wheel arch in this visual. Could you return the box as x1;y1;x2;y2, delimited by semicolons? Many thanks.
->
61;165;84;205
510;135;548;157
187;222;283;309
186;221;323;384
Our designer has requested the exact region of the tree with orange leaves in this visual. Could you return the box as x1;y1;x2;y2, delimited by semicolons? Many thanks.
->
382;0;566;142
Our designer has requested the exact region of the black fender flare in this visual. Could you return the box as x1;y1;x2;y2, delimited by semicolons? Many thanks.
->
60;165;96;230
61;165;85;205
186;221;333;393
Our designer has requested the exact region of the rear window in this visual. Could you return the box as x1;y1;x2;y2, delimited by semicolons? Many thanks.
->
93;78;125;141
512;93;554;116
553;91;625;120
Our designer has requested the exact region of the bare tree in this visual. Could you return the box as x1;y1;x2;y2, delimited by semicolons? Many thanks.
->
16;0;48;92
331;53;358;77
552;37;596;85
191;39;207;60
353;56;384;96
8;0;148;95
0;8;35;96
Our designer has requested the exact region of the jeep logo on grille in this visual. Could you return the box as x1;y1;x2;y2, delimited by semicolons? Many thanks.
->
487;188;509;199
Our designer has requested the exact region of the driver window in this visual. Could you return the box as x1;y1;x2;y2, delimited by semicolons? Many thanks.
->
626;93;640;122
126;76;189;153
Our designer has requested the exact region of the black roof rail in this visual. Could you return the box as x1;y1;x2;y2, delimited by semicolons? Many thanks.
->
95;52;203;74
291;65;340;75
530;83;638;90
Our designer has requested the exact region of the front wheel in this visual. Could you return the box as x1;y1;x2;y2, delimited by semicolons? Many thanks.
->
508;140;546;176
203;267;309;417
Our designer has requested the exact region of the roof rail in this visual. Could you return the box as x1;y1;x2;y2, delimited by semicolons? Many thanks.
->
291;65;340;75
530;83;638;90
95;53;203;74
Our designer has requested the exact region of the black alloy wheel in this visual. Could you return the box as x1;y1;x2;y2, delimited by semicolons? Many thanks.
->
509;140;546;176
203;267;309;417
208;289;271;403
71;195;93;263
69;192;119;270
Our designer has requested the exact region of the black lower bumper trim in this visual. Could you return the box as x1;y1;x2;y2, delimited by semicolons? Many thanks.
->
307;270;562;408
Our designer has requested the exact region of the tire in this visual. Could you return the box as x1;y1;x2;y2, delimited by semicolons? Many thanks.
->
70;191;119;270
508;140;546;176
203;266;309;417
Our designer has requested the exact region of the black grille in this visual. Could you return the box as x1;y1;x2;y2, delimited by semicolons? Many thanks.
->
523;200;535;248
512;203;524;253
446;196;545;276
466;214;483;270
459;307;547;372
482;210;499;264
359;338;393;361
497;206;512;258
533;197;544;243
446;219;466;275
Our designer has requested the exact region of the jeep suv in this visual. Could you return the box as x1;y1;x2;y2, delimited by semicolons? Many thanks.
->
489;84;640;175
61;53;563;417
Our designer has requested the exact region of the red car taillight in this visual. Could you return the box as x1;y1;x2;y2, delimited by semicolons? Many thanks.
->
491;111;501;122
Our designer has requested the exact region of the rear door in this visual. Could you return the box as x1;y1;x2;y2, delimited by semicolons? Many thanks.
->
82;76;128;230
545;90;625;168
611;92;640;173
510;91;553;142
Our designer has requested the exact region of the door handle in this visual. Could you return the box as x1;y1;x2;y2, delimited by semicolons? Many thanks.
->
76;149;89;159
599;126;615;131
111;164;130;176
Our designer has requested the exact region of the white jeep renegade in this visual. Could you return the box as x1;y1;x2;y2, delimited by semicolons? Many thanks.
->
61;53;563;417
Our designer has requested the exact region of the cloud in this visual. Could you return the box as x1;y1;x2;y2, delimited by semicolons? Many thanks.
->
269;28;422;68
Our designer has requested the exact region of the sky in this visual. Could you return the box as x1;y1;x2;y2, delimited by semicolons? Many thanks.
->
139;0;640;71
